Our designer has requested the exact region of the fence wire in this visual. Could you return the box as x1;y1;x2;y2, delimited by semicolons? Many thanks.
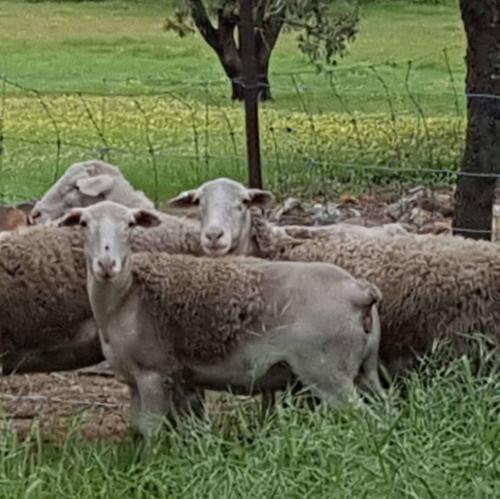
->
0;51;499;237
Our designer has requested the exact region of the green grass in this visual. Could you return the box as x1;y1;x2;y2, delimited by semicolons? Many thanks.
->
0;0;466;201
1;351;499;498
0;0;465;111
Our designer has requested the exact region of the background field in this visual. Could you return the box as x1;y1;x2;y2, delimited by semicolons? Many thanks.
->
0;0;466;202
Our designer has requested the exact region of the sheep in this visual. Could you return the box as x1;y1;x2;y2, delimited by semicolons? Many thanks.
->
30;160;155;224
282;222;408;240
0;206;29;232
168;177;407;257
0;162;204;375
248;213;500;375
168;178;500;374
26;159;203;255
0;225;98;374
0;216;203;375
59;201;383;437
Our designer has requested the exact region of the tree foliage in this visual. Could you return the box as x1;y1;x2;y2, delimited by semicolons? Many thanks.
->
165;0;359;100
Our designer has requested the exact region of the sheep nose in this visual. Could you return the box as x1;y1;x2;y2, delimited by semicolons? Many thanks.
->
205;227;224;243
97;257;116;273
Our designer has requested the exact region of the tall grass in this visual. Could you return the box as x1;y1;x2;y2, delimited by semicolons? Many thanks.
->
1;349;499;499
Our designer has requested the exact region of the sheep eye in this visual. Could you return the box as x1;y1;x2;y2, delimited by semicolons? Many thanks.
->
74;184;80;192
80;219;87;228
128;221;136;228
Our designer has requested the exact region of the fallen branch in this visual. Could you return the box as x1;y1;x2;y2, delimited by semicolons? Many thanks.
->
0;394;122;410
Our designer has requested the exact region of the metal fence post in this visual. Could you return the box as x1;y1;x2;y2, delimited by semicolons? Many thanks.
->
239;0;263;189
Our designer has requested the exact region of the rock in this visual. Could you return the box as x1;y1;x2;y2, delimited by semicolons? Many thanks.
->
418;219;452;235
274;197;313;226
310;202;340;225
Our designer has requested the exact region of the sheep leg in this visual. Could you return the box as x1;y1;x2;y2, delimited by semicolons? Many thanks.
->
357;352;385;398
261;390;276;417
176;386;206;418
289;348;361;409
136;371;175;439
128;384;142;436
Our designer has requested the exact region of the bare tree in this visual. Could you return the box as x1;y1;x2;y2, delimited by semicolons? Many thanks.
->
165;0;358;100
453;0;500;240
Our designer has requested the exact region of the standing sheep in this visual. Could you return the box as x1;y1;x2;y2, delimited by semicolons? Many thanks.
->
0;218;201;375
59;201;383;437
169;178;500;374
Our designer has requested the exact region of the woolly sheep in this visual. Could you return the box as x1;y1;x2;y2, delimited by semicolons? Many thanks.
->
249;213;500;375
0;225;97;374
30;159;154;224
0;216;203;375
59;201;383;437
169;178;407;257
27;159;203;254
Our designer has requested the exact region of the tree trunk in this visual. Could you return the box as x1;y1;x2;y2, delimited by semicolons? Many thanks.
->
452;0;500;240
188;0;280;101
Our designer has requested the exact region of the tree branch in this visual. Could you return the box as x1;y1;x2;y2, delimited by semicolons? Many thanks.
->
256;3;286;66
217;5;242;76
255;0;268;29
189;0;220;51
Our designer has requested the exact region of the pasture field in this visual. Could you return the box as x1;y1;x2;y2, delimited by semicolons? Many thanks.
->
0;0;466;201
1;350;499;498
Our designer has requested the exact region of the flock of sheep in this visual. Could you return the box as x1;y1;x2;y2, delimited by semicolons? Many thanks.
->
1;159;499;437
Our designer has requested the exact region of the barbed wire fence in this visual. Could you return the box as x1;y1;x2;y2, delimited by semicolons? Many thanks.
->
0;48;498;237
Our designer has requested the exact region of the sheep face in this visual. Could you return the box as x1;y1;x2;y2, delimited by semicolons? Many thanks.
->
169;178;272;257
58;201;161;282
31;161;120;224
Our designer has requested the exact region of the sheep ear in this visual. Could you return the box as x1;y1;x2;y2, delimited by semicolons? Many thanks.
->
132;210;161;228
76;174;114;197
245;189;274;208
168;190;199;209
58;209;83;227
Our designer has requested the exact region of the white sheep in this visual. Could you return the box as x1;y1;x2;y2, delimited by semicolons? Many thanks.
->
0;217;201;375
59;201;383;437
0;165;200;373
248;213;500;375
168;177;407;257
30;160;154;224
26;159;203;254
166;178;500;374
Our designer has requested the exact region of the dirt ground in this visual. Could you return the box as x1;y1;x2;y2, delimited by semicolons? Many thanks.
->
0;369;130;441
0;369;249;441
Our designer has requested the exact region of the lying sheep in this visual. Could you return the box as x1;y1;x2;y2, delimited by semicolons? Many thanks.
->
169;178;407;256
30;160;154;224
283;222;408;240
28;159;202;253
59;201;383;437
